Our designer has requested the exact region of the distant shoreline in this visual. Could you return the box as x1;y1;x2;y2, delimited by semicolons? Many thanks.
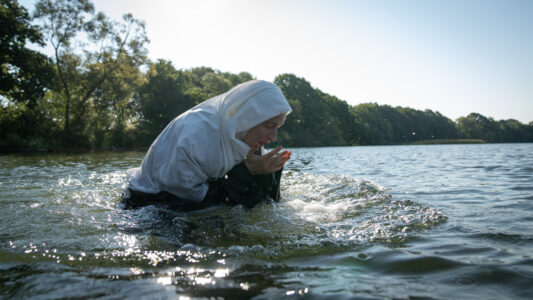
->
0;146;150;155
10;140;533;155
410;139;485;145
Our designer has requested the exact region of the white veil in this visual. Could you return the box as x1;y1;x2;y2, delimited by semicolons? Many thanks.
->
126;80;292;202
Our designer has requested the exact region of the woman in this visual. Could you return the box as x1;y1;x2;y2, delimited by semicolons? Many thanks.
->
122;80;292;210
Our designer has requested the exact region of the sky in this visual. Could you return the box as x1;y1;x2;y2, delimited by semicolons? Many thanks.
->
21;0;533;123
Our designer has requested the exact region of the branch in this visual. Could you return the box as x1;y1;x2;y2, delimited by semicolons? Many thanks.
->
53;39;71;105
74;22;133;120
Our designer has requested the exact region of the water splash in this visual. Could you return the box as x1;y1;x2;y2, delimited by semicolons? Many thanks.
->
108;171;447;262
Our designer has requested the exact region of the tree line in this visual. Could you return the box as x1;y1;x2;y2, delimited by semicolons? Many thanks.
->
1;0;532;152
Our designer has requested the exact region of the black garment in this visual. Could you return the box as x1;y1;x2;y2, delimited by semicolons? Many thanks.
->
223;162;282;208
120;162;283;210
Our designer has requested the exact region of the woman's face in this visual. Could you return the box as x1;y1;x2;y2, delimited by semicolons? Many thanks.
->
242;114;286;150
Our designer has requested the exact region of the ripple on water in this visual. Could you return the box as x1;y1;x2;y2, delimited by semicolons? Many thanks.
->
1;152;453;299
2;170;448;271
105;171;448;262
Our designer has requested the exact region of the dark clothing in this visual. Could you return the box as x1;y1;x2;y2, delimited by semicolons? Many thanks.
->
121;162;283;210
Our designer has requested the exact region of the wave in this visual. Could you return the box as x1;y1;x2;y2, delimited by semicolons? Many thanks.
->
109;171;447;263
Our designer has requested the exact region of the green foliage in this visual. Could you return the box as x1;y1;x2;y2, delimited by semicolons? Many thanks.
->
496;119;531;142
134;60;194;143
274;74;349;146
351;104;459;145
456;113;533;143
351;103;393;145
456;113;497;142
33;0;148;146
89;53;145;147
274;74;530;147
182;67;255;101
132;64;255;145
0;100;60;151
1;0;531;152
0;0;53;105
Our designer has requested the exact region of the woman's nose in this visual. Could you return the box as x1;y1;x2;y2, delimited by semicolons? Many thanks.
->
268;129;277;142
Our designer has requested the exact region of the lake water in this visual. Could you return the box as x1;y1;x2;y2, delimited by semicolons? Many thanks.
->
1;143;532;299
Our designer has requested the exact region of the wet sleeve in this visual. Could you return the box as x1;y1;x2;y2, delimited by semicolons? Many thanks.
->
221;162;283;208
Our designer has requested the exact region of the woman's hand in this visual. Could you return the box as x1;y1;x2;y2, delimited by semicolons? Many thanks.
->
243;146;291;175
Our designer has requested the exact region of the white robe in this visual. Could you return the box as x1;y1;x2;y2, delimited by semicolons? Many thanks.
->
126;80;292;202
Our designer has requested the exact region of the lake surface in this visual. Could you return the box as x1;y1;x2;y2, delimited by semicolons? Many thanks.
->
1;143;532;299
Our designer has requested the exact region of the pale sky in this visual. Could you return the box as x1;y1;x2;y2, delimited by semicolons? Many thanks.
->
21;0;533;123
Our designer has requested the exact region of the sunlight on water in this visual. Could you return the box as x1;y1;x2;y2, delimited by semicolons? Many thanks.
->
86;169;447;265
3;166;447;270
2;145;531;299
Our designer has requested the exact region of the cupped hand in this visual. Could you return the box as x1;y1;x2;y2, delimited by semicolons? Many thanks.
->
243;146;291;175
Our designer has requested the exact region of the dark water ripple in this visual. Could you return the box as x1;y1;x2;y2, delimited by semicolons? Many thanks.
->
1;144;533;299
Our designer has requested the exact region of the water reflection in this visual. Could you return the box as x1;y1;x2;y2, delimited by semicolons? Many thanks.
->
2;145;531;299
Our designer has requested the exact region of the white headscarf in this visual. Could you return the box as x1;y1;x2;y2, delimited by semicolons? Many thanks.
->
126;80;292;203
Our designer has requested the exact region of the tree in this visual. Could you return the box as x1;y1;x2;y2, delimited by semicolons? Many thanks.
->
184;67;253;100
0;0;56;152
90;53;145;147
222;71;254;86
134;60;195;143
351;103;393;145
456;113;497;142
495;119;532;143
0;0;52;105
201;72;232;98
33;0;148;145
274;74;347;146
